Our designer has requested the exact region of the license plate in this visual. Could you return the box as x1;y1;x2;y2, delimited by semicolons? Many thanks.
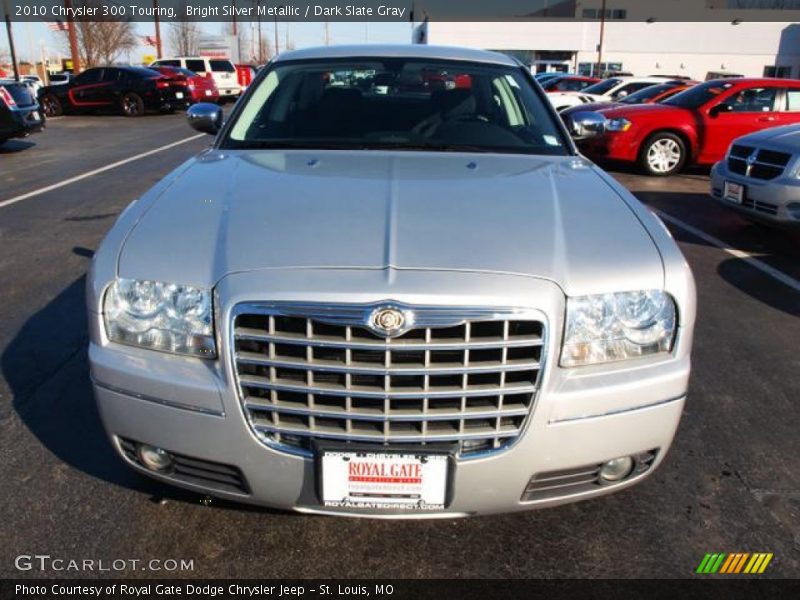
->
205;90;212;96
175;92;184;99
723;181;744;204
320;450;448;511
29;111;40;121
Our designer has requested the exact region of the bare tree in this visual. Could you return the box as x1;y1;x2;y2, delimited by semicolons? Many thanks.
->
61;20;137;67
168;21;201;56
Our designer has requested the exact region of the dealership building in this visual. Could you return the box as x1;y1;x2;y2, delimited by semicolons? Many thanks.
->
415;1;800;81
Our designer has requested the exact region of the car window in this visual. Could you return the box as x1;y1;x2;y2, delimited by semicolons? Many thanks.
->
663;80;735;109
783;89;800;111
611;82;656;99
101;69;121;82
225;58;568;156
185;59;207;73
210;60;235;73
154;60;180;68
582;78;621;95
74;69;102;85
560;79;592;92
726;87;778;112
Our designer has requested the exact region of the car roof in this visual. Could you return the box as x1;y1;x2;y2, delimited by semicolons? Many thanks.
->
712;77;800;87
273;45;518;67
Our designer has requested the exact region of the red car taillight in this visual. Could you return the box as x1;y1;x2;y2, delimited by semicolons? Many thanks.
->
0;86;17;108
155;80;170;89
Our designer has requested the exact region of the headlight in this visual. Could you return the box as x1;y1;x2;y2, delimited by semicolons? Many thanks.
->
561;290;676;367
103;278;216;358
605;118;632;132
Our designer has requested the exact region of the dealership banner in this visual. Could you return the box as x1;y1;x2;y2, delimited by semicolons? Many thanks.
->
5;0;800;23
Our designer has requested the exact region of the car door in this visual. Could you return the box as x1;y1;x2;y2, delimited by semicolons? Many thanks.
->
698;85;781;163
778;86;800;125
98;68;122;106
68;68;105;108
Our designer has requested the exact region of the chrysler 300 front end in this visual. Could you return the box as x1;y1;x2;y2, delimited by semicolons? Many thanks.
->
88;45;695;517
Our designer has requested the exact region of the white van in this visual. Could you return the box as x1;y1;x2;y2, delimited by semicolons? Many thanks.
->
149;57;242;100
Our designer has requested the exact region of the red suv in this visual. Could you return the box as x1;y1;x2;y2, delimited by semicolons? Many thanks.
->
579;78;800;175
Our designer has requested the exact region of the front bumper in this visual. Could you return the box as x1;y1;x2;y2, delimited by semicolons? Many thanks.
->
89;270;692;517
711;161;800;228
579;132;639;163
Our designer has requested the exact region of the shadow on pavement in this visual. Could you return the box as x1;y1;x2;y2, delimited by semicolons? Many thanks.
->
2;271;269;512
0;139;37;153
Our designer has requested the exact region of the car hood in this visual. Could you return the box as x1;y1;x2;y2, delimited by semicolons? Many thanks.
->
599;103;690;120
562;101;625;115
735;122;800;153
118;150;664;296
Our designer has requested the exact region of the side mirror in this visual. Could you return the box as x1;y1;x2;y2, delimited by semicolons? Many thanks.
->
709;103;733;118
563;111;606;140
187;103;223;135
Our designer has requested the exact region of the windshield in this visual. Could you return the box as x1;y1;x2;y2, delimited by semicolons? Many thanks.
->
663;80;735;109
223;58;569;155
581;78;621;95
619;83;675;104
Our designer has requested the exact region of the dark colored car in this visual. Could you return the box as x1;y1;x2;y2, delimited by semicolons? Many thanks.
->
579;78;800;176
150;66;220;104
39;66;189;118
541;75;601;92
0;80;45;145
561;81;696;117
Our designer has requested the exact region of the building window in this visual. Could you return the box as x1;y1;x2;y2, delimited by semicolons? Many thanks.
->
578;62;624;77
763;65;792;79
582;8;627;19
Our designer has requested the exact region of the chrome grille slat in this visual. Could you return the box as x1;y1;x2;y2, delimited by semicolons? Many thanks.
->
237;376;538;398
232;304;545;457
235;328;542;350
235;352;540;375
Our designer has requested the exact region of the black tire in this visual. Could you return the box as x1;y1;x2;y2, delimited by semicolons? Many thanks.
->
638;132;687;176
42;94;63;118
120;92;145;117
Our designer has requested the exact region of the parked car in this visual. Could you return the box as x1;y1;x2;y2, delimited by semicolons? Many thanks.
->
711;124;800;228
0;79;45;145
150;57;242;101
534;71;572;83
88;44;695;517
560;81;696;117
22;75;44;95
149;65;219;104
548;76;669;111
235;64;258;90
541;75;601;92
578;78;800;176
39;66;189;118
48;72;74;86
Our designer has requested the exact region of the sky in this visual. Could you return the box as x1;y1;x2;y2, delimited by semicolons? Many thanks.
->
3;21;412;65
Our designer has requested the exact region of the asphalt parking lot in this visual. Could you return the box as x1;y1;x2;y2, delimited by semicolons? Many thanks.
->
0;113;798;579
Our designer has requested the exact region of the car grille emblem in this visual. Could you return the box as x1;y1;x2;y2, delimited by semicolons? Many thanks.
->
369;307;409;337
745;150;758;176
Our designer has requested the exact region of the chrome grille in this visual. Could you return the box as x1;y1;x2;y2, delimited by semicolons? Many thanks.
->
231;303;546;457
728;144;792;180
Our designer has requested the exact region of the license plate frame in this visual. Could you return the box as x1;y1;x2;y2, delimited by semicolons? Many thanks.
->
723;180;744;204
315;442;455;512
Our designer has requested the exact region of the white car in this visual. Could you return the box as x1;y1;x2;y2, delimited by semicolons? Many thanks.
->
150;57;242;101
548;77;667;112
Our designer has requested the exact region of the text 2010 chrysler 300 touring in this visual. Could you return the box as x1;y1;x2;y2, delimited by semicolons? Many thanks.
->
88;45;696;517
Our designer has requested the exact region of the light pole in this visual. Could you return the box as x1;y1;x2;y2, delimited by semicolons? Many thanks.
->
152;0;162;58
595;0;607;77
64;0;81;73
3;0;19;80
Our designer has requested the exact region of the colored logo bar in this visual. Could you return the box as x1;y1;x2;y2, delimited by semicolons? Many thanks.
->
696;553;773;574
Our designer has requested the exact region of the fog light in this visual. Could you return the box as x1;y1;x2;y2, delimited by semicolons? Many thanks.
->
136;444;173;472
599;456;634;482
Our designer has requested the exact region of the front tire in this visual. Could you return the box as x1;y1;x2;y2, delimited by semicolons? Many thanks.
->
42;94;63;118
639;132;686;176
120;92;145;117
